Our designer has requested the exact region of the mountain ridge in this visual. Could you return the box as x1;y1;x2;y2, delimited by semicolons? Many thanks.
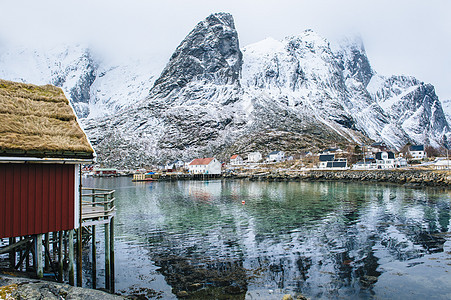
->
0;13;449;167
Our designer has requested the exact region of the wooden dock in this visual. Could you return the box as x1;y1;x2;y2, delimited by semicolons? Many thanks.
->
81;188;116;291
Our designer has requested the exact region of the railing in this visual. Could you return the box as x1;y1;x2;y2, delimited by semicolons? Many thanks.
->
81;187;116;226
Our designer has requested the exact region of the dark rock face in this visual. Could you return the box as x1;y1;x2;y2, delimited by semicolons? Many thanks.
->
51;49;97;118
339;40;374;87
151;13;242;100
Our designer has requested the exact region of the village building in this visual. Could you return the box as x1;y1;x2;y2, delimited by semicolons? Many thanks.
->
164;160;185;172
409;145;427;160
318;154;348;169
247;151;262;163
370;142;389;152
321;148;345;155
0;80;116;288
375;151;395;169
230;154;243;165
188;157;222;175
433;158;450;170
267;151;285;162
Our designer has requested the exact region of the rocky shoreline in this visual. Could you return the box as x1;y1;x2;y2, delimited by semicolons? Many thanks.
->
0;275;124;300
225;169;451;187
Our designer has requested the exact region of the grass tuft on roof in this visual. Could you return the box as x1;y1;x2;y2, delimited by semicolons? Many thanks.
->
0;79;94;158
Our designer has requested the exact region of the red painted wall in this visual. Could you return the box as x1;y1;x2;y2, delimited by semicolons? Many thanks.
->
0;163;76;238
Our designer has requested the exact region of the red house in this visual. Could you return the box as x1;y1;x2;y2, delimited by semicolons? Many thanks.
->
0;80;95;278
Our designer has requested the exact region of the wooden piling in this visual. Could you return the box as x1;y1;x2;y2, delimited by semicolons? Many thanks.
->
58;231;63;282
44;233;50;272
92;225;96;289
35;234;43;279
68;229;75;285
9;237;16;268
110;217;115;292
104;222;110;291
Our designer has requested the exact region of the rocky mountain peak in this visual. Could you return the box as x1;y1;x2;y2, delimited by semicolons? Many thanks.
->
334;36;374;87
150;12;242;100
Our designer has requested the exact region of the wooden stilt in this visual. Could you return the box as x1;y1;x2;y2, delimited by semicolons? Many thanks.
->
109;217;115;292
58;231;63;282
104;222;110;291
35;234;43;279
9;237;16;269
77;166;83;287
77;228;82;287
44;233;50;272
68;229;75;285
53;232;58;260
91;225;96;289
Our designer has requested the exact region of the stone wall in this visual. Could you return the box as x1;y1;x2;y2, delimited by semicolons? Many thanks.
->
247;169;451;187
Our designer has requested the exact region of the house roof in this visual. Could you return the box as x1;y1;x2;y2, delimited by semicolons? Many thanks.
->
268;151;281;155
0;79;94;159
375;151;395;160
230;154;239;159
410;145;424;151
319;154;335;162
189;157;215;165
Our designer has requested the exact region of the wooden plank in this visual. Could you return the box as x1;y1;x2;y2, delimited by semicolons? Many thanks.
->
0;237;33;254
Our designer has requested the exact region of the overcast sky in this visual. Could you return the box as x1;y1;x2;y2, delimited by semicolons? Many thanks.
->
1;0;450;100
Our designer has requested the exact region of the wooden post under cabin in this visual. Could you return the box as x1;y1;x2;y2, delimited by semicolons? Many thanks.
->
104;222;110;291
110;216;115;292
92;225;96;289
58;231;63;282
9;237;16;269
35;234;43;279
68;229;75;285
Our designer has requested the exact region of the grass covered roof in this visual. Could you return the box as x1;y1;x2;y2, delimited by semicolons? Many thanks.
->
0;79;94;159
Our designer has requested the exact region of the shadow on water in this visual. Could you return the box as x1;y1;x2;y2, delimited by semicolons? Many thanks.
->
82;177;451;299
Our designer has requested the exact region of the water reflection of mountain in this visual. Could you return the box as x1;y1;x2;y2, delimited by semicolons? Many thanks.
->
94;178;450;298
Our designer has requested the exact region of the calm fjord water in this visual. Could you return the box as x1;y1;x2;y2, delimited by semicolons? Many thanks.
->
83;177;451;299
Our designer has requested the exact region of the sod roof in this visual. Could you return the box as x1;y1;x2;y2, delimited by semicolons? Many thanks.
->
0;79;94;159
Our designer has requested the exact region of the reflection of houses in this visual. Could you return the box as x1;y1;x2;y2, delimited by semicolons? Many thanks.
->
267;151;285;162
247;152;262;163
318;154;348;169
188;157;222;175
230;155;243;165
409;145;426;160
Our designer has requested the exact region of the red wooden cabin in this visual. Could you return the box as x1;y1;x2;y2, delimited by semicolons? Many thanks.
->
0;80;95;279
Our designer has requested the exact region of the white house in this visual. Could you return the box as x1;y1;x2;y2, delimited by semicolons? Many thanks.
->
434;158;450;170
247;151;262;163
230;155;243;165
267;151;285;162
375;151;396;169
318;154;348;169
409;145;427;160
188;157;222;175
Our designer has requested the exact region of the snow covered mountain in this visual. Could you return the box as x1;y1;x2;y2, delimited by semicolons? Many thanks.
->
1;13;449;167
0;45;159;119
83;13;449;167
